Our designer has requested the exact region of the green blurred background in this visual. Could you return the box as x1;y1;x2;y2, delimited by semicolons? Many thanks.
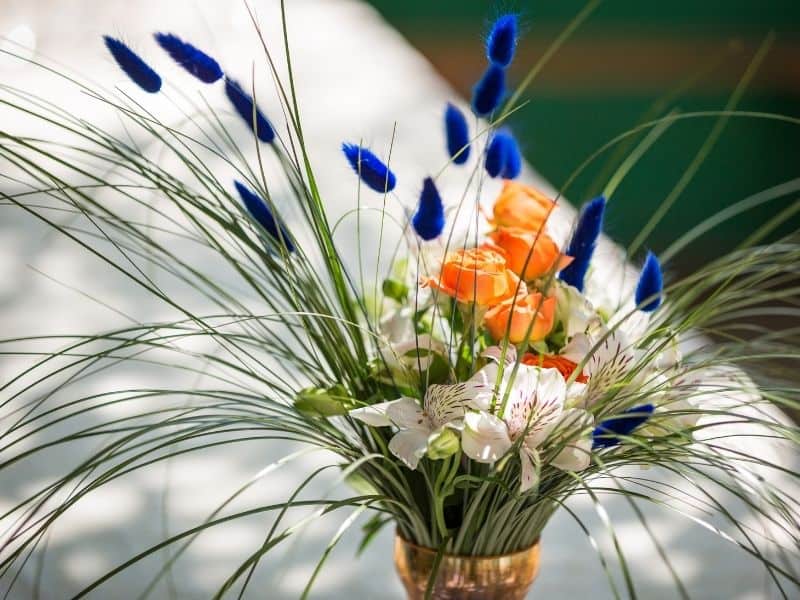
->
367;0;800;277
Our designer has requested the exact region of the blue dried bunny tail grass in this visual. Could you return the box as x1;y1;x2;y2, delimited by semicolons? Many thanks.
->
485;133;508;178
234;181;294;252
225;77;275;143
500;136;522;179
154;32;222;83
444;103;470;165
471;64;506;117
500;131;522;179
592;404;654;449
635;251;663;312
487;14;519;68
412;177;445;241
103;36;162;93
341;143;397;193
559;196;606;292
485;131;521;179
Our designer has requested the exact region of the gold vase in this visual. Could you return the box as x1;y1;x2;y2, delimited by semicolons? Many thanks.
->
393;533;541;600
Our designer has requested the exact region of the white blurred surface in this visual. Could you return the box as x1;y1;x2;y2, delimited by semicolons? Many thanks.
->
0;1;795;598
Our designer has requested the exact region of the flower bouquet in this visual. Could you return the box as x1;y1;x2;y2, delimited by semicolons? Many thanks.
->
1;3;799;599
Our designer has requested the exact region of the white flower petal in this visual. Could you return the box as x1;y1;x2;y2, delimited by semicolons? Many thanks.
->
481;345;517;365
387;334;446;372
549;408;594;472
379;305;415;345
524;419;559;450
462;411;512;463
608;306;650;341
519;446;541;493
389;429;430;470
555;281;601;340
565;381;588;408
466;362;501;411
386;397;428;430
504;366;567;443
566;329;635;406
583;243;639;317
562;333;592;364
551;436;592;472
349;400;399;427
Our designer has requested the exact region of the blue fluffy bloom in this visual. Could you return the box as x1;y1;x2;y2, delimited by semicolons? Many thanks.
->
471;64;506;117
103;36;162;93
635;251;663;312
412;177;445;241
487;14;518;67
154;33;222;83
485;131;521;179
592;404;654;449
485;133;508;178
225;78;275;143
500;132;522;179
234;181;294;252
559;196;606;292
341;143;397;193
444;103;470;165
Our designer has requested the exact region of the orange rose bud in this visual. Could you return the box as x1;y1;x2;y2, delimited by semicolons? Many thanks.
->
488;227;572;281
491;181;556;231
522;353;590;383
423;247;524;306
484;292;556;344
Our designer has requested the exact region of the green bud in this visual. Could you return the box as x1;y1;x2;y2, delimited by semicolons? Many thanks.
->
426;428;460;460
382;278;409;303
294;384;352;417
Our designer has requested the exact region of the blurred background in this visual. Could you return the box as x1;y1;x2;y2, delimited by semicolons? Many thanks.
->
1;1;798;598
367;0;800;278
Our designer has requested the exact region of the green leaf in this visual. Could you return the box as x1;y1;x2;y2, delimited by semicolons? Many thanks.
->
382;278;409;303
356;513;390;557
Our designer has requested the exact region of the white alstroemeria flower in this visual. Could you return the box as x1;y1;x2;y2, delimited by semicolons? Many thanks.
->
350;381;486;469
461;366;593;492
379;305;416;345
654;337;682;371
461;411;512;462
583;243;639;320
607;305;651;344
548;408;594;472
383;333;446;373
465;345;517;410
563;328;635;407
555;281;602;341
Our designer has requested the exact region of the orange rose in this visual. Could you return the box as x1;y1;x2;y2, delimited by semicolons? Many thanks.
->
423;247;524;306
484;292;556;344
491;181;556;231
522;353;589;383
488;227;572;281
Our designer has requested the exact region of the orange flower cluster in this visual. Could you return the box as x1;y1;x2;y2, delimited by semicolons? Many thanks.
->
424;181;570;345
487;181;568;281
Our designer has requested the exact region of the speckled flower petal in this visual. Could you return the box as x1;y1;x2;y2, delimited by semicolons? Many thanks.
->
386;397;427;430
519;446;541;493
350;400;399;427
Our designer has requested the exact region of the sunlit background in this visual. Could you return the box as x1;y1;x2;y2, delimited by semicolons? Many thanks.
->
1;1;798;598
